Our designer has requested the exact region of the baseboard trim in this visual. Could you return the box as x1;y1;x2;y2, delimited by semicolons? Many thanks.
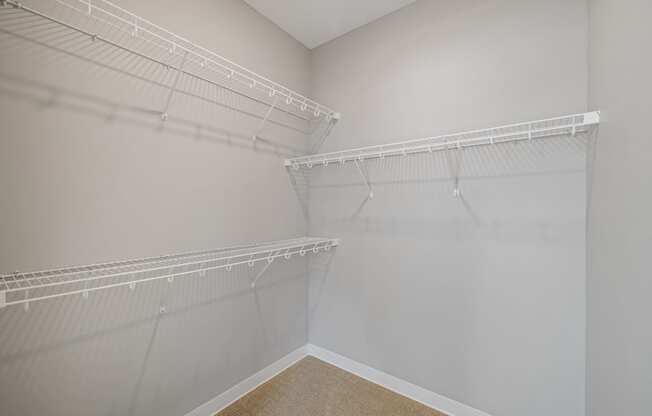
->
184;345;308;416
186;343;492;416
306;344;492;416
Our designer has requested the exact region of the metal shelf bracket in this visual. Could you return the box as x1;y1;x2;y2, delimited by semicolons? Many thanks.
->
161;51;188;121
354;158;374;199
311;112;341;153
250;259;273;289
446;143;464;198
253;94;280;141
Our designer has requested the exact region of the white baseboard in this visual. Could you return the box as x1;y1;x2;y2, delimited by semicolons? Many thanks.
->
184;345;308;416
306;344;492;416
185;343;492;416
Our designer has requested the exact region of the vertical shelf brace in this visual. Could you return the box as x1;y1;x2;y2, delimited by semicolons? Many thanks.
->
446;143;464;198
253;94;280;141
161;51;188;121
311;112;341;153
251;258;274;289
354;158;374;199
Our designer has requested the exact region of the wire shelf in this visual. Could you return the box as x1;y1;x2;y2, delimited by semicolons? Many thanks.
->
0;237;340;309
285;112;600;169
0;0;339;141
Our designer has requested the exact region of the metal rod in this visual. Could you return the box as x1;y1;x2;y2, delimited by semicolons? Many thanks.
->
0;237;323;283
253;94;280;141
250;260;273;289
2;239;337;293
310;114;340;154
354;159;374;199
0;238;340;307
1;243;337;307
160;50;187;121
2;0;330;123
286;112;600;168
41;0;336;117
446;145;464;198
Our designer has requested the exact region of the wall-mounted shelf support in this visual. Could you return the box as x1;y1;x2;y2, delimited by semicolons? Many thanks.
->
250;260;273;289
446;144;464;198
354;159;374;199
311;112;341;153
161;51;188;121
253;94;280;141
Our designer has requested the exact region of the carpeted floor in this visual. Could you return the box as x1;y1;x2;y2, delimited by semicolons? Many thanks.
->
216;356;447;416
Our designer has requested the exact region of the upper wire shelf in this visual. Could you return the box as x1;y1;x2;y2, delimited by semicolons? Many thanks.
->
0;0;339;144
285;112;600;169
0;237;340;309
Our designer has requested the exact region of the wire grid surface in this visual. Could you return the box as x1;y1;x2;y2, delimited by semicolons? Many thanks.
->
286;112;600;168
0;0;335;144
0;237;339;307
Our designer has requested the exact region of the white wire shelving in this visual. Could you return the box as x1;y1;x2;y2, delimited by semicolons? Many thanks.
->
285;112;600;169
0;0;339;142
0;237;340;309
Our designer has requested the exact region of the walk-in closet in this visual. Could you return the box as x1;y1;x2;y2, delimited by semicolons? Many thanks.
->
1;1;650;416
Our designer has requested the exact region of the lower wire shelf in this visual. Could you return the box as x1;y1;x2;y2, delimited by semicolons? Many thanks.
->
0;237;339;309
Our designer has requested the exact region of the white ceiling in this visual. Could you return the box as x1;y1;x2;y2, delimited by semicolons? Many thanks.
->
243;0;417;49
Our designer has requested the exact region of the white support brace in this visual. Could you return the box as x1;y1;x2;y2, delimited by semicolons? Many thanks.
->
161;51;188;121
446;144;464;198
310;112;341;153
354;159;374;199
250;259;273;289
253;94;280;141
0;290;5;309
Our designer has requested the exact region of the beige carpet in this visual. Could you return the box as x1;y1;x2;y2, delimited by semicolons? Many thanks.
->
216;356;447;416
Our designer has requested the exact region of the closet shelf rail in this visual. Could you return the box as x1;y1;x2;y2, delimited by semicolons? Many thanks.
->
285;111;600;169
1;0;338;122
0;237;340;309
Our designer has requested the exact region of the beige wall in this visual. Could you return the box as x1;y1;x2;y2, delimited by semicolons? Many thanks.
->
587;1;652;415
307;1;589;415
0;1;313;415
5;1;649;415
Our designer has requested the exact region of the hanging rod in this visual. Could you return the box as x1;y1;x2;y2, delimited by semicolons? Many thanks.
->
0;237;340;309
285;112;600;169
1;0;339;122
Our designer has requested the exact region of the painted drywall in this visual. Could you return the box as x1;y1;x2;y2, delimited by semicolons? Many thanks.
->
587;1;652;415
306;1;589;416
0;0;315;415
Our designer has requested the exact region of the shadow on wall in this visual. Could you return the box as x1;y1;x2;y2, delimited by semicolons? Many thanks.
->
306;250;336;332
0;3;321;416
0;5;315;157
0;70;300;157
297;131;595;238
286;166;312;223
303;129;592;416
0;259;309;416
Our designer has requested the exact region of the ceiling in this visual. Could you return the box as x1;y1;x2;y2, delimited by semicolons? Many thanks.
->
243;0;417;49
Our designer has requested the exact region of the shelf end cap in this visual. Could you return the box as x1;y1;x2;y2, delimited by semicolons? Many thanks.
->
585;111;601;125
